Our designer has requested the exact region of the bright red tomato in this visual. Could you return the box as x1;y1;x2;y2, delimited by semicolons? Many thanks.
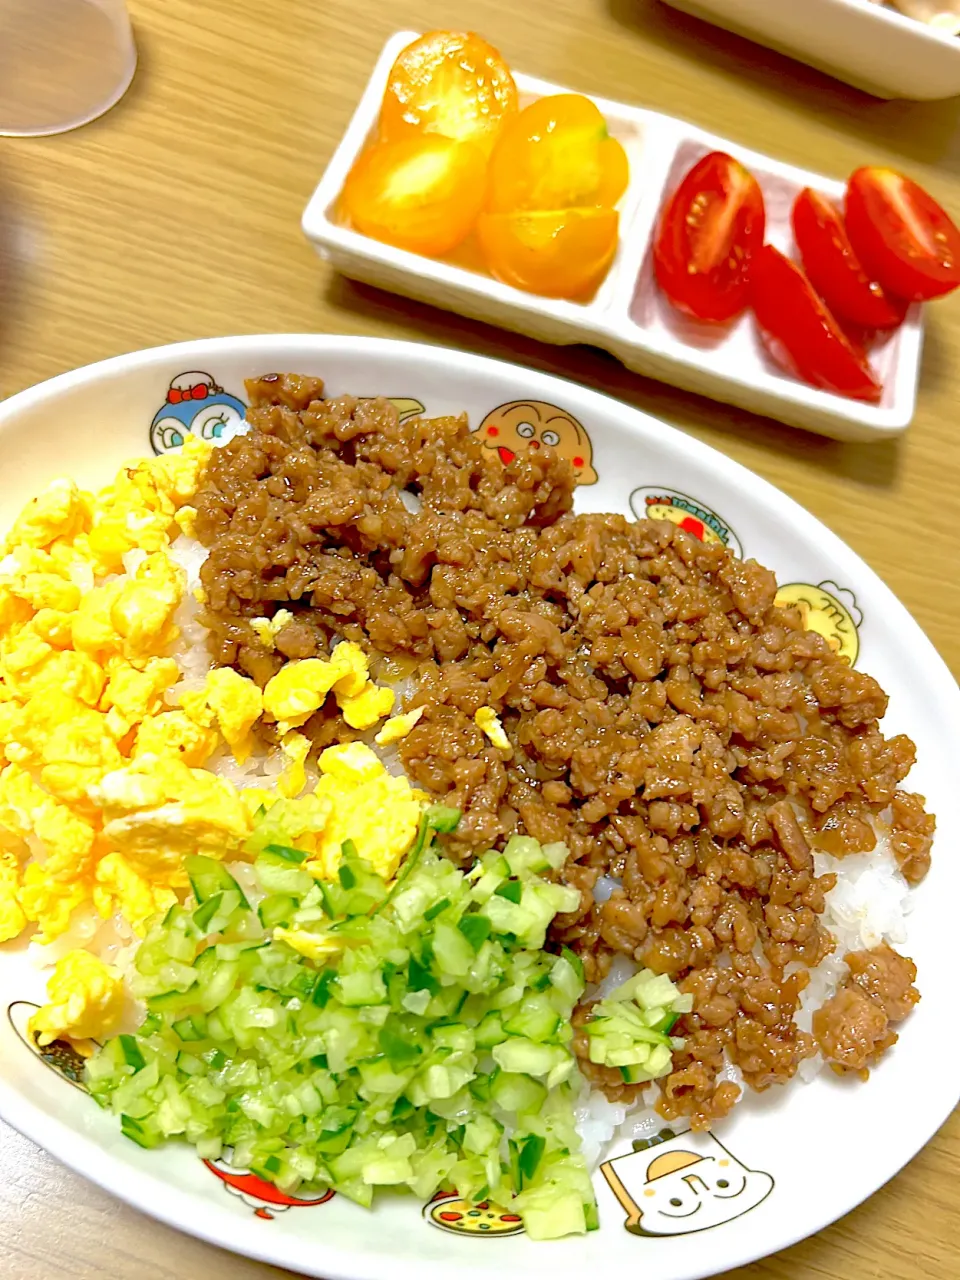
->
792;188;907;330
751;245;882;403
653;151;766;323
845;167;960;302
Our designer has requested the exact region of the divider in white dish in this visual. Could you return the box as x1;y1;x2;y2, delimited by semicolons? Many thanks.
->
301;30;924;442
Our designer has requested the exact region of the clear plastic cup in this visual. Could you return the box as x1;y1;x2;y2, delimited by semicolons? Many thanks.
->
0;0;136;137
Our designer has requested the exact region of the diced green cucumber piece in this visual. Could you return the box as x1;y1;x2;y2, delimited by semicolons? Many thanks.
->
264;843;309;864
424;804;461;833
185;855;250;909
503;835;551;876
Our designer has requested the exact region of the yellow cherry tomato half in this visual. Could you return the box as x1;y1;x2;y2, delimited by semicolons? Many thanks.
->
342;135;487;257
477;207;619;299
485;94;629;214
379;30;518;155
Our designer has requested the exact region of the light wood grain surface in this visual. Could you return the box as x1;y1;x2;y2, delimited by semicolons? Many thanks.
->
0;0;957;1277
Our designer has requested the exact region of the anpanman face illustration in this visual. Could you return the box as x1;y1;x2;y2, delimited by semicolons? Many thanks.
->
473;400;598;485
600;1129;774;1237
774;580;862;666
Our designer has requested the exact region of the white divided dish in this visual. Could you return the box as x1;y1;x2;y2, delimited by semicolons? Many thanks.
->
659;0;960;101
302;30;924;443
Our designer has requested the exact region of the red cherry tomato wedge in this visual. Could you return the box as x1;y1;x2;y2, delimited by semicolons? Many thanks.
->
751;245;882;403
845;167;960;302
654;151;766;323
792;188;908;330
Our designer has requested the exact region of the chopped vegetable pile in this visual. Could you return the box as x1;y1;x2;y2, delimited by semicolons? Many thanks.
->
85;809;690;1239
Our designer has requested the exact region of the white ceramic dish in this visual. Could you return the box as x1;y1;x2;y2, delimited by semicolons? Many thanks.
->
301;31;924;444
0;333;958;1280
660;0;960;100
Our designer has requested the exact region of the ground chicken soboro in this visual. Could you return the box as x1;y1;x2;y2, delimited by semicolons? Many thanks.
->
193;373;933;1128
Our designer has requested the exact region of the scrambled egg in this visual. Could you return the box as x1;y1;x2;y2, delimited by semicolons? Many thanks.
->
181;667;263;763
0;439;415;1049
269;746;423;964
475;706;512;755
375;705;425;745
0;847;25;940
249;608;294;649
277;731;311;800
274;742;424;884
91;755;252;874
0;441;222;944
261;643;395;735
272;926;344;963
28;949;125;1045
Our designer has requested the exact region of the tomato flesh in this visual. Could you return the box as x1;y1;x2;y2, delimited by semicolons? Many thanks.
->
792;188;907;330
654;151;766;323
477;207;618;299
379;31;518;155
751;245;882;402
485;94;628;214
342;135;487;256
845;167;960;302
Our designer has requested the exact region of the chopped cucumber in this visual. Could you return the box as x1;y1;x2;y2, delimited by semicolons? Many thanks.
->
88;825;595;1238
584;967;689;1084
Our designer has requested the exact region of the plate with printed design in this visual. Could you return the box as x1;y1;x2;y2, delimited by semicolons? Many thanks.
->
0;335;958;1280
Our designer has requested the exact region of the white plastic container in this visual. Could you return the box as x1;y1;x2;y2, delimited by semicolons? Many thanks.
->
302;31;925;443
659;0;960;100
0;0;137;137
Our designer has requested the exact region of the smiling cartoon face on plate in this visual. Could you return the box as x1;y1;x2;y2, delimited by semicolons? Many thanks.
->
150;371;248;455
774;580;863;666
600;1129;774;1237
473;400;598;485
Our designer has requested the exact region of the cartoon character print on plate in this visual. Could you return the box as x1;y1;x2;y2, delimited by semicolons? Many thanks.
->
203;1155;335;1220
473;400;598;486
150;371;248;455
424;1189;524;1237
629;487;743;558
7;1000;96;1092
150;382;424;455
600;1127;773;1237
774;580;862;666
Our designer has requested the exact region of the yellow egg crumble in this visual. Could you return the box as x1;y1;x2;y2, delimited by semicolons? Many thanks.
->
0;439;412;1018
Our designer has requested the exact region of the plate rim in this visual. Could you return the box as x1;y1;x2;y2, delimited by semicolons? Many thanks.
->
1;332;958;1280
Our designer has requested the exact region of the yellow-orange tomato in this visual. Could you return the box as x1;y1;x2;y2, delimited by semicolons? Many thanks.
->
342;135;486;256
379;31;518;154
485;94;629;214
477;207;619;299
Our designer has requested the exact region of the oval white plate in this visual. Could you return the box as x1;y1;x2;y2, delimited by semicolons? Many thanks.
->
0;335;957;1280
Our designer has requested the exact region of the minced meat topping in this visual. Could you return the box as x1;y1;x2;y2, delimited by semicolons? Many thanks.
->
193;374;934;1128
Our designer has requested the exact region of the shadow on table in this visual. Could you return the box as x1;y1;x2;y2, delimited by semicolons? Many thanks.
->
324;274;902;491
609;0;960;172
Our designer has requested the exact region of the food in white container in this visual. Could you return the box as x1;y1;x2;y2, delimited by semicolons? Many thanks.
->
659;0;960;100
303;32;930;441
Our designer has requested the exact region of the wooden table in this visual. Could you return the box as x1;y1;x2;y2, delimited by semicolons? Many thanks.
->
0;0;957;1277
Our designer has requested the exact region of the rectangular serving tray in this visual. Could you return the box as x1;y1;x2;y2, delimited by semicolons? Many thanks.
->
302;30;924;442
